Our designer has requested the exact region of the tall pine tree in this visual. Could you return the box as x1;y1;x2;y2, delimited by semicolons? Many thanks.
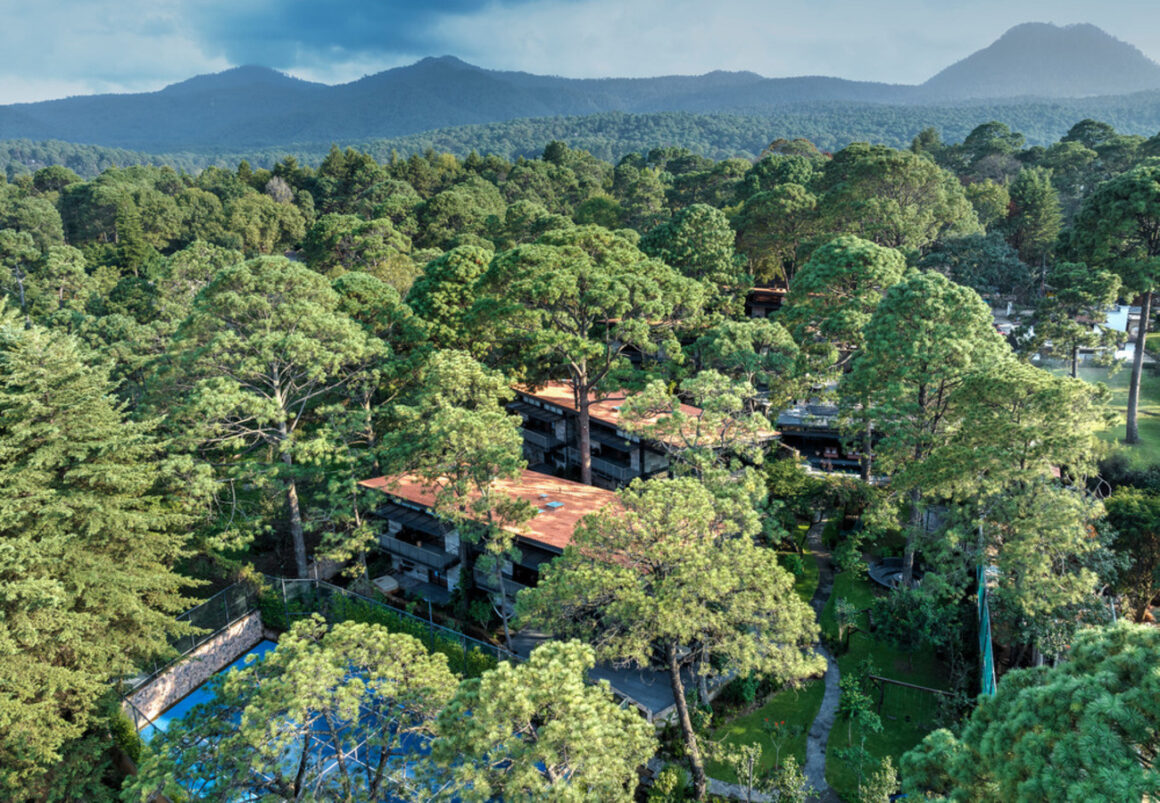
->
0;308;195;796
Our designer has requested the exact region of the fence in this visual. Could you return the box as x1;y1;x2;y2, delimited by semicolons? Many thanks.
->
267;576;519;676
977;565;997;697
125;581;261;691
868;675;954;731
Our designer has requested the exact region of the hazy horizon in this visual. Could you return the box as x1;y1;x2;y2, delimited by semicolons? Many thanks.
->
3;1;1160;105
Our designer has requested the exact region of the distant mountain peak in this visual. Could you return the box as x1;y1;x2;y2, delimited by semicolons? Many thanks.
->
160;65;322;95
921;22;1160;100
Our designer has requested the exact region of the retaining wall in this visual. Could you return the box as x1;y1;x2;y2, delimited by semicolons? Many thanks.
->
124;611;263;729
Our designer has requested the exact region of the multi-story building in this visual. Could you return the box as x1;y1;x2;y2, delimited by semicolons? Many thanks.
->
359;469;617;602
509;381;700;489
775;402;863;473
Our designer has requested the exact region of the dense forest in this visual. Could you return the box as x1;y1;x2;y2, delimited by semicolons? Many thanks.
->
3;23;1160;156
9;91;1160;178
4;116;1160;801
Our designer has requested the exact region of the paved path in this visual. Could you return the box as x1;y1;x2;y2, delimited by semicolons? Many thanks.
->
803;519;843;803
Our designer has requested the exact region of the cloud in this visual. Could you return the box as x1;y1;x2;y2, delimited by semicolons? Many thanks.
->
186;0;561;69
432;0;1160;84
1;0;1158;103
0;0;229;102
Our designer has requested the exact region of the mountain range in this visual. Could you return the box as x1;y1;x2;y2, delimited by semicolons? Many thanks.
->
1;22;1159;154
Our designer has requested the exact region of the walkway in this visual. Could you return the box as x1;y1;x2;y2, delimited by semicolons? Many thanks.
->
804;519;843;803
511;629;681;721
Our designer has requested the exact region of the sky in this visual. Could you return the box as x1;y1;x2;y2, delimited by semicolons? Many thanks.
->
2;0;1159;104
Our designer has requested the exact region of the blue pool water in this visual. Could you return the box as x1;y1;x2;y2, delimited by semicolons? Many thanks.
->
140;639;277;741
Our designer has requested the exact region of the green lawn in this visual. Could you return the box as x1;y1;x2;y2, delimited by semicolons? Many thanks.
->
1062;363;1160;468
780;549;820;607
705;678;825;784
1146;332;1160;357
820;571;949;800
703;547;821;783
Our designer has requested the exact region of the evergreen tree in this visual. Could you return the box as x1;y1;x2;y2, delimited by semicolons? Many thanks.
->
127;617;459;802
167;256;381;577
1070;163;1160;444
518;477;823;800
431;640;657;801
0;309;195;795
902;624;1160;802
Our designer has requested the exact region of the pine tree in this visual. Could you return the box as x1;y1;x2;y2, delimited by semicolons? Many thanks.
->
0;308;195;795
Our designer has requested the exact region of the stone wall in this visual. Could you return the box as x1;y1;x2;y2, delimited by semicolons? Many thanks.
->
124;611;263;729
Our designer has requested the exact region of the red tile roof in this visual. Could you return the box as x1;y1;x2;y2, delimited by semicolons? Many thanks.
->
359;469;618;552
516;380;777;445
515;381;703;442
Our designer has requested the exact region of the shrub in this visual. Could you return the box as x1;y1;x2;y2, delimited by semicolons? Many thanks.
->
258;584;503;678
648;763;691;802
821;519;841;548
107;704;143;764
780;552;806;577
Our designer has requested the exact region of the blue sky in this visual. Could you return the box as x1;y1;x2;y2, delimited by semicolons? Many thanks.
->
2;0;1158;104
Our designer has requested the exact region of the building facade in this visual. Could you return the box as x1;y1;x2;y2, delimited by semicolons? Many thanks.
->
509;382;683;489
359;470;617;601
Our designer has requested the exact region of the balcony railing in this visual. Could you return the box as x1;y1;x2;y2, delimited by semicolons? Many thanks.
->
563;447;638;482
520;427;563;450
591;455;636;482
380;534;457;569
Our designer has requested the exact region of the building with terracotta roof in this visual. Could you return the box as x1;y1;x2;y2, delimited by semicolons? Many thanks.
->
509;382;694;488
358;469;617;601
511;380;778;488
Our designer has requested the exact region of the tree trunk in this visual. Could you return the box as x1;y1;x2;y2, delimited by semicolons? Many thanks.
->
1071;343;1078;379
696;648;711;706
668;643;708;801
1126;290;1152;445
284;452;309;579
457;530;474;616
496;570;513;651
902;486;922;587
860;419;873;482
577;384;592;486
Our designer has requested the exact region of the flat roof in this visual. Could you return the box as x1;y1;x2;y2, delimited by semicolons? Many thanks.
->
515;381;777;446
359;469;618;553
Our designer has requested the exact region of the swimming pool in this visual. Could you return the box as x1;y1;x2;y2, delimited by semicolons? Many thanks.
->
139;639;277;742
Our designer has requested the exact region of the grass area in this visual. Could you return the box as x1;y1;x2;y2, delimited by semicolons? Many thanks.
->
780;549;820;607
1062;363;1160;468
703;544;821;784
705;679;825;784
820;571;950;800
1146;332;1160;357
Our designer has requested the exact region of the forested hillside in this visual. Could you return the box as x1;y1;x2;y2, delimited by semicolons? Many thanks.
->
8;91;1160;179
5;116;1160;801
2;23;1159;158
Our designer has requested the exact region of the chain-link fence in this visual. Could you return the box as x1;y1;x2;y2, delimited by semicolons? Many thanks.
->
126;581;261;691
266;576;519;677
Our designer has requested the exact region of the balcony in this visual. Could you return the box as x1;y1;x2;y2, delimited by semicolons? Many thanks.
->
473;566;531;596
563;447;638;482
592;455;637;482
520;427;563;450
380;534;457;570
